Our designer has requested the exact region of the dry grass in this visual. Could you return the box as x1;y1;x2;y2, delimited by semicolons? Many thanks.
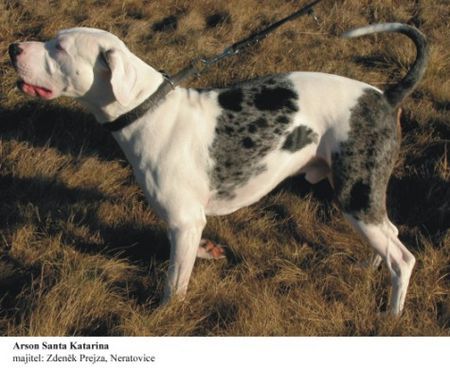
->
0;0;449;336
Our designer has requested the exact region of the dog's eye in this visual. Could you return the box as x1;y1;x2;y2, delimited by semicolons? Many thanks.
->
55;42;65;52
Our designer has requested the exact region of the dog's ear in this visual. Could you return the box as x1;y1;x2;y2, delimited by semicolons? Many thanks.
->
102;48;137;107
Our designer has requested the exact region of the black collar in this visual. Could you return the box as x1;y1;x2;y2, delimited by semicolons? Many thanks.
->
101;77;174;132
102;62;203;132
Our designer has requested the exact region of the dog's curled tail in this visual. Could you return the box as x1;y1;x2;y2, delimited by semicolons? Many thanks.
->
342;23;428;109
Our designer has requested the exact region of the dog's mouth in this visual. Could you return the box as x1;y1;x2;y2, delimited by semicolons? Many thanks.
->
17;79;53;100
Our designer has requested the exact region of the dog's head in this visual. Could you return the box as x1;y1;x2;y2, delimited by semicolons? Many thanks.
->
9;27;141;114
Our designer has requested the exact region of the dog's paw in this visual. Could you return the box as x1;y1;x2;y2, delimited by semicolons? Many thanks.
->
197;239;226;260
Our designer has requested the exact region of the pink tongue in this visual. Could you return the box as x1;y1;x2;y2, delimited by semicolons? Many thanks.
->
22;82;52;99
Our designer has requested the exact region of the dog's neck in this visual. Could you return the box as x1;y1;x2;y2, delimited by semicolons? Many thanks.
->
79;54;165;124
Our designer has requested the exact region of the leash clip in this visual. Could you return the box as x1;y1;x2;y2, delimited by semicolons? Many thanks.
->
161;72;176;89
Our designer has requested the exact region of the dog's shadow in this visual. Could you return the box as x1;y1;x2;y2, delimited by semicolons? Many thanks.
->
0;173;171;328
0;100;122;161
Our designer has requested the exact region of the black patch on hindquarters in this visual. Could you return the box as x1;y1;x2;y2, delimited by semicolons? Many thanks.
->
332;88;399;224
208;75;302;200
349;180;371;212
282;125;318;152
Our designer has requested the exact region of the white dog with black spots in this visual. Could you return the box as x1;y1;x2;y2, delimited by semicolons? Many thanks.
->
9;22;428;315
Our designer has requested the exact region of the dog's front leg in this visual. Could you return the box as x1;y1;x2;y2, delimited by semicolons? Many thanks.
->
162;221;205;304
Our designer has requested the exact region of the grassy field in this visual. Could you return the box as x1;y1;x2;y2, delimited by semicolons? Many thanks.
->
0;0;448;336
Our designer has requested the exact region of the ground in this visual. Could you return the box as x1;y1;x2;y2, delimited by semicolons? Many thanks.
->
0;0;448;335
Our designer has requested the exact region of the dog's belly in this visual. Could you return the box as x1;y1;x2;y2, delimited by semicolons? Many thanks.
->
205;146;317;216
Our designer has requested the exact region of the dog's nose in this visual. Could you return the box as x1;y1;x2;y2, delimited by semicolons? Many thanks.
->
8;43;23;64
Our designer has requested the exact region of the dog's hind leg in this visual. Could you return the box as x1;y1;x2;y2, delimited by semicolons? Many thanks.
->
332;154;415;314
369;219;399;269
329;87;414;313
344;214;415;315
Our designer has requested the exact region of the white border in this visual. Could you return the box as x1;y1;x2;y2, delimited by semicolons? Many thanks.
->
1;337;448;385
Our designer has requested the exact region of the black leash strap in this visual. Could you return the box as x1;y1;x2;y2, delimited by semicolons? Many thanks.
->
103;0;322;132
201;0;322;67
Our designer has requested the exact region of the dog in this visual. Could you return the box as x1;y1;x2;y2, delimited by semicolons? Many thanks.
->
8;22;428;315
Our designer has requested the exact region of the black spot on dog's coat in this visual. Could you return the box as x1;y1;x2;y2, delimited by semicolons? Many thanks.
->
219;88;244;112
248;124;257;133
276;116;289;124
349;180;371;212
225;126;235;135
242;137;255;149
282;125;318;152
254;87;298;112
254;117;268;128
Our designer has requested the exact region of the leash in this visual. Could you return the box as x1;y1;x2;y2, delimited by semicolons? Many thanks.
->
103;0;322;132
